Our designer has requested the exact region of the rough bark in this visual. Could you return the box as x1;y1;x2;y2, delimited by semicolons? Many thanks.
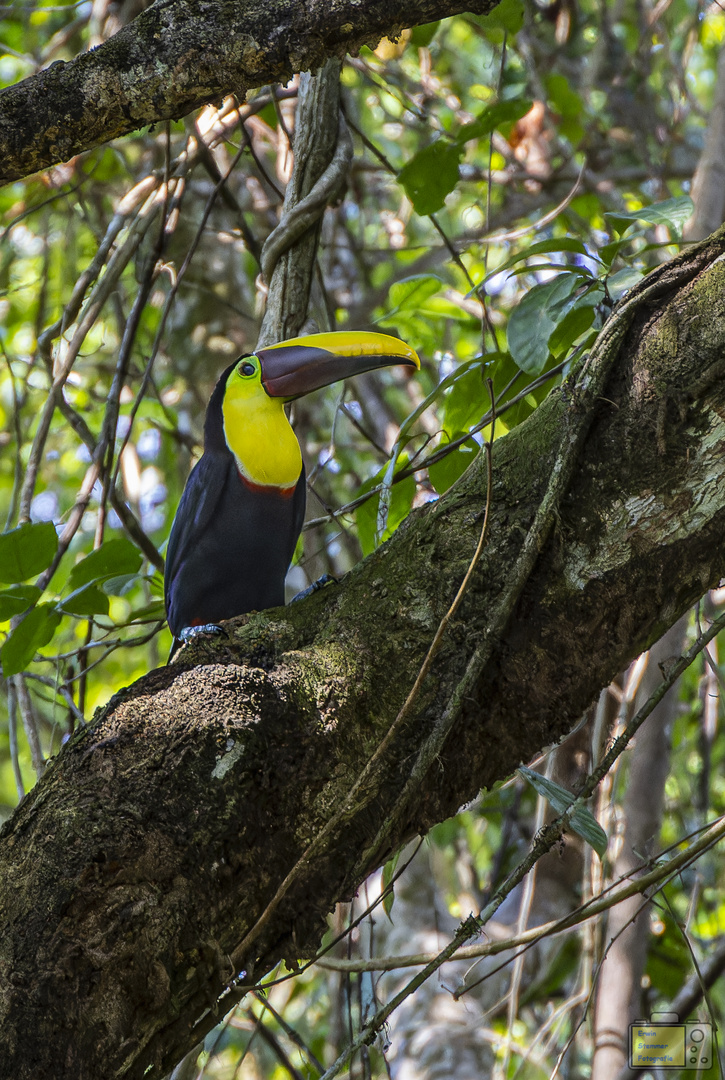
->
3;231;725;1078
0;0;497;185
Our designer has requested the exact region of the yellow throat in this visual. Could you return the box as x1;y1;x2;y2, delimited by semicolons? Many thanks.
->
222;357;302;489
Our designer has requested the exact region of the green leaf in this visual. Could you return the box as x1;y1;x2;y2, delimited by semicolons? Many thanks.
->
409;21;440;47
59;583;110;617
0;585;42;621
429;436;479;494
68;538;143;591
518;766;607;857
427;434;479;494
507;274;583;374
1;604;62;677
545;74;583;119
547;286;603;356
102;573;143;596
442;367;488;434
381;851;401;920
605;196;694;237
607;266;645;299
475;0;525;34
457;100;531;145
0;522;58;584
385;275;442;318
398;141;462;216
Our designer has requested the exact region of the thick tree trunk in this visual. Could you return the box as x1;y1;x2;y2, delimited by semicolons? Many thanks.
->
3;231;725;1078
0;0;497;184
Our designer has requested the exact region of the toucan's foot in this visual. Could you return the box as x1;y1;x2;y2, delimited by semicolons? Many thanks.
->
180;623;228;643
168;623;229;663
290;574;338;604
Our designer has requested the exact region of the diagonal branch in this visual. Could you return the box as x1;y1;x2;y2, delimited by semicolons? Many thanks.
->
3;229;725;1079
0;0;498;185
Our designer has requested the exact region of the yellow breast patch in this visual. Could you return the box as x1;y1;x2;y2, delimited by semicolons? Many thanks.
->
222;372;302;489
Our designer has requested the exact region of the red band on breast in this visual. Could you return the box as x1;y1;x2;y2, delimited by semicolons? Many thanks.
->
238;471;298;499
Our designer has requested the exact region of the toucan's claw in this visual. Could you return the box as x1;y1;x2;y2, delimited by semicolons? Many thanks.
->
290;574;338;604
168;623;229;664
180;623;229;642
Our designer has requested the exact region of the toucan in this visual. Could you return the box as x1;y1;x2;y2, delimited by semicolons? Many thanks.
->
164;331;420;654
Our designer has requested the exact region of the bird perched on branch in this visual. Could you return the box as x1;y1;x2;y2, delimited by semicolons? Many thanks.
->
164;331;420;657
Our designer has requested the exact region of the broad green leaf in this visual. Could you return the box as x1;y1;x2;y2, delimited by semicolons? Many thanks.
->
507;274;583;374
1;604;62;677
443;367;488;434
398;141;462;216
102;573;143;596
546;74;583;119
0;585;42;621
475;0;525;34
518;766;607;857
605;196;694;237
429;436;479;494
607;266;645;299
457;100;531;145
68;538;143;590
410;21;440;47
548;287;602;356
385;275;441;317
59;583;110;617
0;521;58;584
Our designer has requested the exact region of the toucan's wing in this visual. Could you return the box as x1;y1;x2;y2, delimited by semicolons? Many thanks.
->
164;451;231;603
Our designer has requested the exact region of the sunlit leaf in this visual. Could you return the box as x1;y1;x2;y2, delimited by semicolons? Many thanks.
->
68;539;143;590
0;522;57;584
0;585;42;621
548;287;602;356
442;366;488;434
385;275;442;317
102;573;144;596
607;266;645;299
0;604;62;677
605;196;694;237
59;583;110;617
429;436;479;494
410;21;440;47
475;0;525;34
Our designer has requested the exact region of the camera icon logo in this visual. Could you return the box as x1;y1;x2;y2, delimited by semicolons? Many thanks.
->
629;1012;712;1070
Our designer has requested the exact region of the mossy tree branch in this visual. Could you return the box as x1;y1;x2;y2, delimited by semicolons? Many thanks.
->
2;231;725;1078
0;0;498;185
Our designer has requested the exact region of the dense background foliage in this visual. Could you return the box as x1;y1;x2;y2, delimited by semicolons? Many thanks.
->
1;0;724;1075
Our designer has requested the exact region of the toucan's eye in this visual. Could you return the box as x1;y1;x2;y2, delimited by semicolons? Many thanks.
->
239;360;256;377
